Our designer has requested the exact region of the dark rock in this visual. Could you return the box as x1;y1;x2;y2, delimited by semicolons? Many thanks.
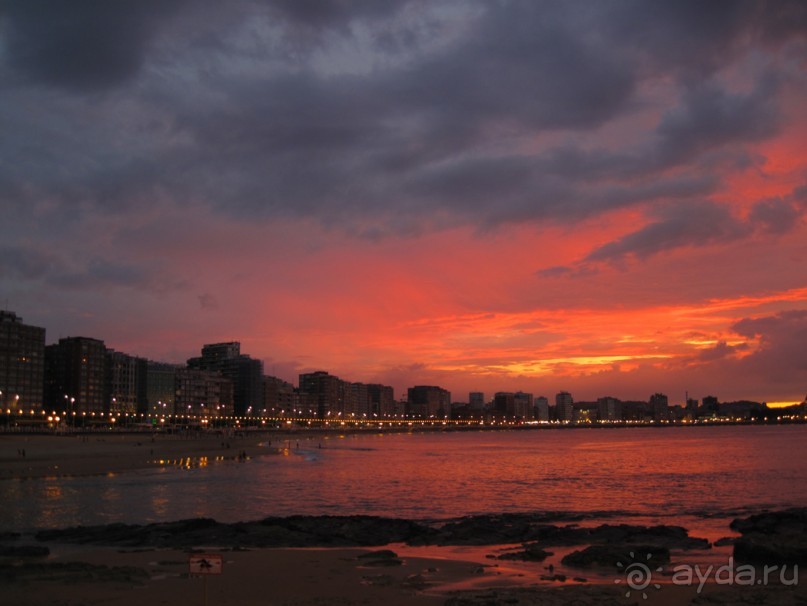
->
730;508;807;534
0;545;50;558
357;549;398;559
497;543;552;562
27;514;709;553
361;557;403;567
731;508;807;565
561;544;670;569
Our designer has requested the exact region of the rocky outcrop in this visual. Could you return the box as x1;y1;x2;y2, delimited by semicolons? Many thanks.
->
731;508;807;565
561;544;670;569
35;515;433;548
31;514;709;552
496;543;552;562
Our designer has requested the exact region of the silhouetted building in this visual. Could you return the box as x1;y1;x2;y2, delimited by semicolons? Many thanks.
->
493;392;514;417
622;400;652;421
700;395;719;417
263;375;296;416
45;337;106;413
299;371;343;418
649;393;669;420
555;391;574;421
469;392;485;410
199;342;240;366
407;385;451;418
367;383;395;417
0;310;45;410
106;349;147;415
514;392;533;419
534;396;550;421
493;391;533;419
175;368;233;417
597;396;622;421
146;362;178;414
190;342;264;415
718;400;767;420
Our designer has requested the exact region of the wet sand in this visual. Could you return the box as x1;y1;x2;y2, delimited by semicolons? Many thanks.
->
0;431;283;479
4;542;800;606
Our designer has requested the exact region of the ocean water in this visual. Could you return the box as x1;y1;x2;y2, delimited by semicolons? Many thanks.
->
3;425;807;534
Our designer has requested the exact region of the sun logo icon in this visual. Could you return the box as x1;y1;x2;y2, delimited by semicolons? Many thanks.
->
614;551;663;600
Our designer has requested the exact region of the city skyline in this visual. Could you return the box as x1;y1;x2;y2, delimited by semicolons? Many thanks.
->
2;306;801;412
1;2;806;406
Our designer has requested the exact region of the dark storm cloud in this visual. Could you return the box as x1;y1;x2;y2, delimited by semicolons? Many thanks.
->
732;311;807;381
0;0;804;243
0;245;59;280
268;0;404;29
584;200;751;264
697;341;748;362
539;180;806;271
653;78;782;168
0;244;177;293
0;0;185;91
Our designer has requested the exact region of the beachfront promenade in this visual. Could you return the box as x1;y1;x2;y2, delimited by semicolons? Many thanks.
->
1;407;806;434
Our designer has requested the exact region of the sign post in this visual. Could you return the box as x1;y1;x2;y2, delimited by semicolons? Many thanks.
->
189;553;223;606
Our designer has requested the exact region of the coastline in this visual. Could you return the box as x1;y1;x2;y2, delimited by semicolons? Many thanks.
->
0;431;289;480
3;432;806;605
4;511;805;606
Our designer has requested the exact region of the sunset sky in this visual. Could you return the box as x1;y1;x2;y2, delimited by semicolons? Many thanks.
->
1;1;805;405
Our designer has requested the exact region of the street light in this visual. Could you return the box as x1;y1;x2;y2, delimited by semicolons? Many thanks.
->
64;395;75;427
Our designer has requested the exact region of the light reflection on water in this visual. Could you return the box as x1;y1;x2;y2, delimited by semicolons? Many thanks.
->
2;425;806;532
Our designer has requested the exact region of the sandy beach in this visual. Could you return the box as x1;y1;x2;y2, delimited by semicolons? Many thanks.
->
4;541;802;606
0;431;292;480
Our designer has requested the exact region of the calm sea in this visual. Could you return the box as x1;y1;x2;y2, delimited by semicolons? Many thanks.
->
4;425;807;534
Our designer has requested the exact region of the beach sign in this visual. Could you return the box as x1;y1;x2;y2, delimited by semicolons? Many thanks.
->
189;553;223;575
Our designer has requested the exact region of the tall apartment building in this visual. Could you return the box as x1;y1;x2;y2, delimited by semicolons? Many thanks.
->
45;337;107;413
597;396;622;421
299;371;343;418
263;375;296;415
0;310;45;410
513;392;534;419
555;391;574;422
469;392;485;410
175;368;233;417
407;385;451;418
493;392;514;417
189;342;264;415
106;349;147;414
146;362;178;414
649;393;669;421
349;382;369;416
367;384;395;416
534;396;550;421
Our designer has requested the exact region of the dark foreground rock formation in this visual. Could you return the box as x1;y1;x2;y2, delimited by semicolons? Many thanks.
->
731;508;807;565
561;543;670;568
31;513;711;554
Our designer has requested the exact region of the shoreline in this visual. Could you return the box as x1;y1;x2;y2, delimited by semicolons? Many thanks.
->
0;431;289;480
3;511;805;606
3;423;806;482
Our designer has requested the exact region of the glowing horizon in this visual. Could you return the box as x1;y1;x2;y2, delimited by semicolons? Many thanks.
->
1;2;805;405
